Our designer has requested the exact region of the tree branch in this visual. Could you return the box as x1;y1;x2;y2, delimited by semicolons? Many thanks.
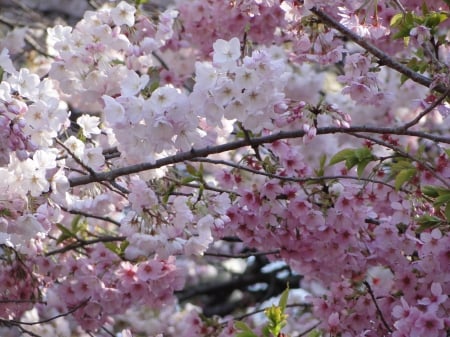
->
190;158;398;190
205;249;281;259
60;206;122;227
68;125;450;187
0;297;90;326
363;281;393;333
402;88;450;129
310;7;448;94
45;236;126;256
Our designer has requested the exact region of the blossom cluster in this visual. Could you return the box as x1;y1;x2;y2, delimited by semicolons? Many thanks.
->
0;0;449;336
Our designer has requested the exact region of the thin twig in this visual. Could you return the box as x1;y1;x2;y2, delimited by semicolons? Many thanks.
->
229;303;311;324
164;175;237;195
239;123;262;161
402;88;450;129
1;298;90;326
348;133;450;188
45;236;126;256
0;299;46;304
297;321;321;337
109;179;129;194
390;0;406;14
55;138;97;177
16;326;42;337
190;158;398;190
205;249;280;259
363;281;393;333
60;206;122;227
101;327;116;337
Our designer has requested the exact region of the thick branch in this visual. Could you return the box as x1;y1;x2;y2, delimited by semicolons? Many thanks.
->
69;125;450;187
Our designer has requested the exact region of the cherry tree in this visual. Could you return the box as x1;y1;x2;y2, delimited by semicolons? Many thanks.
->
0;0;449;336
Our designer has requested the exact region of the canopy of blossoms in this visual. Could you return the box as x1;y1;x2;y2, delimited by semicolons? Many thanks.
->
0;0;449;336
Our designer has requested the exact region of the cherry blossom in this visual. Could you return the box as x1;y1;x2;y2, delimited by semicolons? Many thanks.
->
0;0;450;336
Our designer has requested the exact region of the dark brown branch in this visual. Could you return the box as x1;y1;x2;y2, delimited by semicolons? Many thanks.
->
45;236;126;256
0;299;46;304
363;281;393;333
55;138;97;177
232;303;312;323
205;249;280;259
402;89;450;129
297;321;322;337
17;326;42;337
310;7;447;94
68;125;450;187
191;158;398;190
0;297;90;326
348;133;450;188
60;206;122;227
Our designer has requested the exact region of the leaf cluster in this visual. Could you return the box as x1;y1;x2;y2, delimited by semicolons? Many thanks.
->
390;4;448;40
329;147;376;178
417;185;450;231
235;287;290;337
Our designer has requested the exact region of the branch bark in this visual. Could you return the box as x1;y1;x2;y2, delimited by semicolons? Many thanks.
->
69;125;450;187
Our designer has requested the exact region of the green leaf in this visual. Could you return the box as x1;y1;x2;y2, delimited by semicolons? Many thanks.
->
422;185;440;198
0;208;11;217
345;156;359;170
316;154;327;176
329;148;374;173
307;330;322;337
434;192;450;206
148;80;160;94
55;223;77;244
265;304;288;337
424;12;448;28
70;214;82;232
236;332;259;337
329;149;355;165
104;242;120;255
119;240;129;254
354;147;373;161
400;73;409;84
394;168;416;190
163;184;175;203
416;214;443;233
181;176;198;184
390;158;414;172
235;321;258;337
357;159;372;178
185;163;197;176
421;2;429;15
445;203;450;221
404;12;416;25
235;321;253;332
278;286;289;312
390;13;405;27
